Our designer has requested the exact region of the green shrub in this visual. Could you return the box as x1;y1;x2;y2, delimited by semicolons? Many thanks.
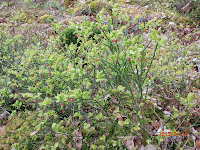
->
0;2;199;150
59;26;78;48
58;24;101;50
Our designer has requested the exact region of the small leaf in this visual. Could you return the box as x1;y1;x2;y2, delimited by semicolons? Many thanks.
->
187;93;194;101
68;63;74;71
89;113;93;117
134;14;140;22
100;135;106;141
139;22;144;30
91;144;97;149
95;112;103;120
54;142;59;148
96;70;105;82
115;107;119;113
118;120;124;126
73;112;80;117
52;123;56;129
134;126;140;131
124;119;130;125
129;50;135;54
84;123;90;129
117;85;125;91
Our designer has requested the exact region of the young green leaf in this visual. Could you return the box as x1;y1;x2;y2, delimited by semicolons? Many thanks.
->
117;85;125;91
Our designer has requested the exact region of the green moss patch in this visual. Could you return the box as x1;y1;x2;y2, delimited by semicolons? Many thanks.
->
37;15;56;23
73;0;112;15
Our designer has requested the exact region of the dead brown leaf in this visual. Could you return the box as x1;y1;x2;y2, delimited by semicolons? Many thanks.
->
62;121;67;127
141;144;160;150
0;111;7;120
67;142;72;149
126;136;143;150
116;113;122;120
111;95;119;104
152;121;161;130
196;139;200;149
73;130;83;150
0;126;5;135
0;17;10;23
115;113;126;123
125;136;135;150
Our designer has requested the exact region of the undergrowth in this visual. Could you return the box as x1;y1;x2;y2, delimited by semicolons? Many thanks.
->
0;1;199;150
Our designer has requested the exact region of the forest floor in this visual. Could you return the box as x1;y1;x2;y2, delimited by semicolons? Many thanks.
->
0;0;200;150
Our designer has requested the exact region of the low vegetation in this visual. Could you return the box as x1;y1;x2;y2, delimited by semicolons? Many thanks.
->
0;0;199;149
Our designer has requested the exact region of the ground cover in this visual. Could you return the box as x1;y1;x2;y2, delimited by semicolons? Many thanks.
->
0;0;200;149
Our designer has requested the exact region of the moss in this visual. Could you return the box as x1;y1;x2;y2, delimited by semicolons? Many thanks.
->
5;117;24;132
72;6;84;15
11;12;27;23
64;0;75;7
0;23;13;30
55;0;76;8
59;16;88;26
10;9;36;24
121;7;140;15
192;78;200;89
89;0;112;14
38;10;46;16
0;144;10;150
0;12;11;18
89;1;102;13
37;15;56;23
177;16;193;25
0;2;9;10
73;0;112;15
0;113;38;149
117;0;137;5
